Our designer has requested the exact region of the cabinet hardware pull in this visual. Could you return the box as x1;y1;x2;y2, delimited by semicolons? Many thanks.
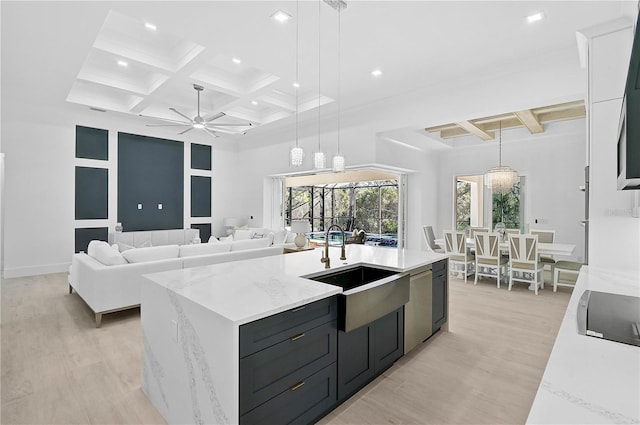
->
290;381;305;391
290;333;305;341
291;306;306;312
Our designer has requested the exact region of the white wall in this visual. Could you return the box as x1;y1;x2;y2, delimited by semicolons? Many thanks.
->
435;120;587;262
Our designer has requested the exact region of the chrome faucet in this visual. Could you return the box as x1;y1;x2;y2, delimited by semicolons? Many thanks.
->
321;224;347;269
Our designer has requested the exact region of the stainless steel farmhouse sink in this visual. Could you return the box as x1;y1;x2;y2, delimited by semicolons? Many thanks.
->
307;265;410;332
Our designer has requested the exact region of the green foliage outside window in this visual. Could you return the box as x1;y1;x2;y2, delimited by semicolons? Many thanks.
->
456;181;471;230
492;181;521;230
285;180;398;234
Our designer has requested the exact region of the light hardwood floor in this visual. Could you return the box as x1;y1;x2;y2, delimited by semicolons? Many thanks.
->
1;271;571;424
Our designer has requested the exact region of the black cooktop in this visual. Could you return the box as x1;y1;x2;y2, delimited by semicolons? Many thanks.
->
577;290;640;347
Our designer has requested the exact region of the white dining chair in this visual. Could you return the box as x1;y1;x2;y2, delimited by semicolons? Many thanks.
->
423;225;445;253
443;230;474;283
474;232;508;288
530;229;556;282
508;234;545;295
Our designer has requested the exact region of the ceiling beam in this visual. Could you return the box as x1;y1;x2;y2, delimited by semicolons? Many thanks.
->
514;109;544;134
455;121;495;140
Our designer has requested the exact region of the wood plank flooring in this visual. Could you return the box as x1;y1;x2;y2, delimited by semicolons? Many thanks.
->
1;271;571;424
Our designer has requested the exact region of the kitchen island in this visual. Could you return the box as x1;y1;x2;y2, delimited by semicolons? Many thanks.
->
141;245;448;425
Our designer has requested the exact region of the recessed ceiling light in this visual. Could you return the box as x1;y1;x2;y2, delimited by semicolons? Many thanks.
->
251;100;259;106
292;82;300;88
526;12;545;24
232;57;242;64
371;69;383;77
145;22;157;31
271;10;292;23
117;60;128;67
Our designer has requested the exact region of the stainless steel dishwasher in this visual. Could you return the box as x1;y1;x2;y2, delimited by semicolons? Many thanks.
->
404;265;433;353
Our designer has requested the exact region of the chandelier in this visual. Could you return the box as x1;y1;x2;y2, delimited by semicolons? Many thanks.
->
485;121;518;194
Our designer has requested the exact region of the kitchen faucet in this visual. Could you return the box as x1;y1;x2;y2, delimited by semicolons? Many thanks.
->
320;224;347;269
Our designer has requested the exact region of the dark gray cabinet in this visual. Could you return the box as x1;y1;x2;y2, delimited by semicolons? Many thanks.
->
432;259;448;331
239;296;338;425
337;307;404;401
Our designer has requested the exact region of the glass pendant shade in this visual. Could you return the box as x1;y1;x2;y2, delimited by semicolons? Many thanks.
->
313;151;326;169
290;146;304;167
485;165;518;194
332;154;345;172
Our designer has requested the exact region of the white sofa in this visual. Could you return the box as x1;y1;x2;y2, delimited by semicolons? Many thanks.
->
69;236;283;327
108;228;200;247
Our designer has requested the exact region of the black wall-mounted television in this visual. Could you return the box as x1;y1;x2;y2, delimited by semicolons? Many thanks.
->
618;13;640;190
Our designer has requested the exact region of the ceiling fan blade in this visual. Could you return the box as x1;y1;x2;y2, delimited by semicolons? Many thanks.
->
169;107;194;122
204;112;226;122
139;114;190;125
178;127;194;135
145;124;191;127
204;128;220;139
203;123;252;127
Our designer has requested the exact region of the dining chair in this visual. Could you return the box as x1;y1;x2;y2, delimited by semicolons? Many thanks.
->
474;232;508;288
530;229;556;282
423;225;445;253
443;230;474;283
508;234;545;295
553;260;582;292
469;227;489;239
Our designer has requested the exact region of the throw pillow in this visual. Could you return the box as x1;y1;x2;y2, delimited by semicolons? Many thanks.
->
121;245;180;263
220;235;233;243
93;243;128;266
251;233;264;239
208;235;221;244
179;243;231;257
117;242;135;252
234;229;253;241
272;229;288;245
87;240;108;257
285;231;296;243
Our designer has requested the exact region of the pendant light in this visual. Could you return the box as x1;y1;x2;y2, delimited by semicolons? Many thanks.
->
332;2;345;172
313;0;326;169
290;0;304;167
485;121;518;194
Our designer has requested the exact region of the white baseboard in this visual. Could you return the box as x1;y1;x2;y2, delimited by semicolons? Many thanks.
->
2;262;71;279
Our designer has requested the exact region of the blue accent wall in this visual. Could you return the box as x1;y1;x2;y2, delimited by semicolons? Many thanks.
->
191;176;211;217
75;167;108;220
117;132;184;231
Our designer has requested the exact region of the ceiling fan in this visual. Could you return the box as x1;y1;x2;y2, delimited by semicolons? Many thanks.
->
141;84;252;139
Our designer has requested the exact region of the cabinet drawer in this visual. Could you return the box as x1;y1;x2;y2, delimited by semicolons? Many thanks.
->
432;260;447;274
240;363;337;425
240;296;337;358
240;320;337;415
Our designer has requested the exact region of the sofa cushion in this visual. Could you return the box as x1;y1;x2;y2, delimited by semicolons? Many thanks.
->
121;245;180;263
231;238;272;251
272;229;288;245
179;243;231;257
234;229;253;240
220;235;233;244
92;243;128;266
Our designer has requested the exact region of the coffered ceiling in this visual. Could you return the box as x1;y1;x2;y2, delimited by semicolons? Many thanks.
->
1;1;635;146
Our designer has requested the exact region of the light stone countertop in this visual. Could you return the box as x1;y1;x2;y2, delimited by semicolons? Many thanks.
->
144;244;448;326
526;266;640;425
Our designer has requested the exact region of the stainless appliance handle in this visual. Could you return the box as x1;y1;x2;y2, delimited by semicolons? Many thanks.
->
576;290;591;336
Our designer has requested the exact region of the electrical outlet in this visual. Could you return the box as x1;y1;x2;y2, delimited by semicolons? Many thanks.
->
158;203;163;210
137;203;143;210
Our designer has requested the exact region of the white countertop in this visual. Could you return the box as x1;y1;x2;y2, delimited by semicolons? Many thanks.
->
527;266;640;425
144;245;448;326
